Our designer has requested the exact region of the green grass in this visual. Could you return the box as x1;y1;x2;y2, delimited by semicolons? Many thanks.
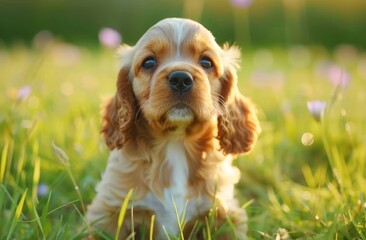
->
1;42;365;239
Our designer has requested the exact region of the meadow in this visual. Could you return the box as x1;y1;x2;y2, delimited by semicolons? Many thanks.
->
0;39;365;239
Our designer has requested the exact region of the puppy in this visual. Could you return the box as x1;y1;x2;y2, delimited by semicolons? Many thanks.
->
86;18;260;239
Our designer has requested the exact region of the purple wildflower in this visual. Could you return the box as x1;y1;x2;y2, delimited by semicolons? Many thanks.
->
307;100;327;122
230;0;253;8
98;28;122;48
17;86;31;101
37;183;49;197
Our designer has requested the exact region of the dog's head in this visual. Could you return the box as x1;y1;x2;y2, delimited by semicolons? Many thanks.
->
102;18;260;155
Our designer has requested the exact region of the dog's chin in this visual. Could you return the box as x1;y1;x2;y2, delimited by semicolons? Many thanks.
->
167;106;194;124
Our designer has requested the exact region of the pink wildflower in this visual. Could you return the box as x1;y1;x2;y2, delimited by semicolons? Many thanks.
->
230;0;253;8
98;28;122;48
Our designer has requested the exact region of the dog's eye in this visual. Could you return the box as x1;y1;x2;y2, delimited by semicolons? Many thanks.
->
142;57;157;70
200;58;213;70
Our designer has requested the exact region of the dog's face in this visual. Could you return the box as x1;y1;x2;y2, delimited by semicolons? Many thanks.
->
130;18;227;130
103;18;260;154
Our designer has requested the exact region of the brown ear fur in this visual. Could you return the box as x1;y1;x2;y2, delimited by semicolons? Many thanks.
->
217;45;260;155
101;67;136;150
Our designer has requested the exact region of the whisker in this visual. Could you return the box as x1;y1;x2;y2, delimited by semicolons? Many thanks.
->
212;92;225;106
134;101;148;124
212;93;226;116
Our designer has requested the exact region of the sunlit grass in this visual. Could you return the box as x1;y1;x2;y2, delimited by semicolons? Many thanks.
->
0;42;365;239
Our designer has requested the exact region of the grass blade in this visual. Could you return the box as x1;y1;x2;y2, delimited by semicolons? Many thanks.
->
51;141;70;168
6;189;28;240
0;138;9;184
54;215;64;239
171;196;186;240
149;214;155;240
162;226;171;240
33;202;45;240
40;191;52;234
51;142;86;214
205;217;212;240
32;144;41;200
115;188;133;240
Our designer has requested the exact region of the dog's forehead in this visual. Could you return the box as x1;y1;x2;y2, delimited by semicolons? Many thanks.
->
137;18;216;47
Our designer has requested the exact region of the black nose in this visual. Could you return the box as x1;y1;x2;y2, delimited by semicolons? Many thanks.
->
168;71;194;92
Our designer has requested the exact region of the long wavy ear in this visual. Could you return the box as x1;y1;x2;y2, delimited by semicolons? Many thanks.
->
101;45;136;150
217;44;260;155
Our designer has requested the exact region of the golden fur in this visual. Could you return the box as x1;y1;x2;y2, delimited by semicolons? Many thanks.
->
86;18;260;239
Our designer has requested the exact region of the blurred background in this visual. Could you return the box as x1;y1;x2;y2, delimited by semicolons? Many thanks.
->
1;0;366;48
1;0;366;238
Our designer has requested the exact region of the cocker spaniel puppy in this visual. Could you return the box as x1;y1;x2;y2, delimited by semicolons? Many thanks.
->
87;18;260;239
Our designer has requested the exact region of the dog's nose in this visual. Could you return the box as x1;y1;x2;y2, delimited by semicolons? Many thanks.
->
168;71;193;93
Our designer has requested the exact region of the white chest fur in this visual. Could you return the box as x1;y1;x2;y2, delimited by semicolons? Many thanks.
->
165;140;188;206
136;141;210;236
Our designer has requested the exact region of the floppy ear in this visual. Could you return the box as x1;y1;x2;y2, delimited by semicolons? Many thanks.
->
101;45;136;150
217;45;260;155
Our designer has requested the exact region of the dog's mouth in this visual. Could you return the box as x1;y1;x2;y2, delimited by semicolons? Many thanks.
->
166;102;194;124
